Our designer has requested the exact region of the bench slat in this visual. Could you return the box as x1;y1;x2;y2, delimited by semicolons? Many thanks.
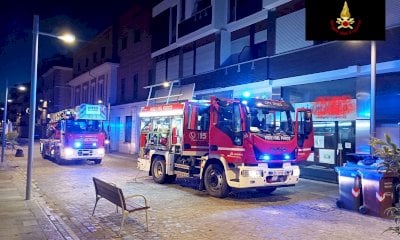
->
93;177;125;209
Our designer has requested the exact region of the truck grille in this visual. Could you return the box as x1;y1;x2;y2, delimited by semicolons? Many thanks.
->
77;150;94;156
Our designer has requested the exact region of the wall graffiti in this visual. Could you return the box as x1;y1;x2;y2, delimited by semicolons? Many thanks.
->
313;95;356;118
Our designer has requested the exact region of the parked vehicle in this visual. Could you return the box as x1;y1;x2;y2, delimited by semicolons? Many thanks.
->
138;95;314;198
40;104;107;164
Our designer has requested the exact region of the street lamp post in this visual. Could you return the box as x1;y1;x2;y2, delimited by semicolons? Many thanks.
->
1;80;9;165
370;41;376;139
1;80;27;165
26;15;75;200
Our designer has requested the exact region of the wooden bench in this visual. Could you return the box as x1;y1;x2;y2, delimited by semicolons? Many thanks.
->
92;177;150;234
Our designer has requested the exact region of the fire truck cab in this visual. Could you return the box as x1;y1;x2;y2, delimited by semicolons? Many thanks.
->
138;95;313;198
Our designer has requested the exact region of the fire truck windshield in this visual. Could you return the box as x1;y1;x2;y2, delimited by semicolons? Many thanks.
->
249;108;293;134
65;119;102;133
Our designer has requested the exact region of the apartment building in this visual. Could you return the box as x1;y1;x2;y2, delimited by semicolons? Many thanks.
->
69;26;119;107
149;0;400;181
109;3;153;154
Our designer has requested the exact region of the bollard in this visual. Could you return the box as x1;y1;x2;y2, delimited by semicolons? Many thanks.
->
15;149;24;157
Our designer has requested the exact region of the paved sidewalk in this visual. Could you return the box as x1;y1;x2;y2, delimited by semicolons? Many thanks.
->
0;149;65;240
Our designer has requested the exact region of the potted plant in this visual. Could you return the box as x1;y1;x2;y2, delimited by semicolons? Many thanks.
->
370;133;400;235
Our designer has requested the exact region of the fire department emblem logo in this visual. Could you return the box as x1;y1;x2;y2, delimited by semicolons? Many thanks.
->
336;1;354;29
330;1;361;36
189;132;196;141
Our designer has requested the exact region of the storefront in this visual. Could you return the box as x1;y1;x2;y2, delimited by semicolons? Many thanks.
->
280;73;400;182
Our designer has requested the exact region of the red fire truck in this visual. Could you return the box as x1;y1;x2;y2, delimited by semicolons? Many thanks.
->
40;104;107;164
138;96;314;197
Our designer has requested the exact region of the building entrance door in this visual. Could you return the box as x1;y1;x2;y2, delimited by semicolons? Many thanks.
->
300;121;355;182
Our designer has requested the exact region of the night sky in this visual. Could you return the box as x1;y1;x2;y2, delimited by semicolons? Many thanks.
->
0;0;140;100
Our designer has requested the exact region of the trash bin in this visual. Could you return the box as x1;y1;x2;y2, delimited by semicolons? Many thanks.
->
335;164;363;211
344;153;379;165
358;169;397;218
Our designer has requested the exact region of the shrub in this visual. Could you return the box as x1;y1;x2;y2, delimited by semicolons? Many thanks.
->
370;134;400;235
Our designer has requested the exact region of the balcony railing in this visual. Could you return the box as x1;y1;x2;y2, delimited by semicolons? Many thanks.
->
178;6;212;38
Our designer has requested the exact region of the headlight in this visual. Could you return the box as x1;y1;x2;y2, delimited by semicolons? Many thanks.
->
104;139;110;145
73;141;82;148
92;142;97;147
241;170;263;178
97;148;105;155
292;167;300;177
64;148;74;156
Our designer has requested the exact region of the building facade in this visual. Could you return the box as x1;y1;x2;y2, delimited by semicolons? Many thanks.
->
110;3;153;154
147;0;400;181
69;25;120;107
37;66;73;138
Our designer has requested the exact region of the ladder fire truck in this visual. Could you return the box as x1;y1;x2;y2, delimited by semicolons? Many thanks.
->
138;86;314;198
40;104;107;165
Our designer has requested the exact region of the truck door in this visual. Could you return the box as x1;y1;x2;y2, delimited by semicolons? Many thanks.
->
296;109;314;161
209;99;244;163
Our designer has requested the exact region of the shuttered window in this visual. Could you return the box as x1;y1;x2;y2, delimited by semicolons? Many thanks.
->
183;51;194;77
155;60;166;84
195;42;215;74
167;55;179;80
275;9;312;54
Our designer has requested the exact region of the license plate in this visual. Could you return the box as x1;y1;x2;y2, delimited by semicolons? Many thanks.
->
273;170;287;176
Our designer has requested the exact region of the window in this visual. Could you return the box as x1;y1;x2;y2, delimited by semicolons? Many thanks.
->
151;10;170;52
148;69;154;86
90;82;96;104
133;74;138;99
93;52;97;63
187;104;210;131
134;29;141;43
98;81;104;101
216;101;243;146
101;47;106;58
170;6;177;44
229;0;262;22
120;78;126;102
180;0;185;21
193;0;211;14
74;88;80;105
125;116;132;142
85;58;89;67
121;36;127;50
217;102;241;133
82;86;89;103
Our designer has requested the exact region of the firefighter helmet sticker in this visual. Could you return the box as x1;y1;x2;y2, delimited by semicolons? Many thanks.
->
330;1;361;36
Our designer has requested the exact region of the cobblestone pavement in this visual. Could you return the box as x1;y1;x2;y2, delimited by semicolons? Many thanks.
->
1;144;400;240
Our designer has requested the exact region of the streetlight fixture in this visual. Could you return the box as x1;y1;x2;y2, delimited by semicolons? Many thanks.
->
26;15;75;200
1;80;27;166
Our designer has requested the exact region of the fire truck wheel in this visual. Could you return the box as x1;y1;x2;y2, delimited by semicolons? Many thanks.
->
204;164;229;198
151;158;167;184
55;156;65;165
256;187;277;194
93;159;102;164
166;175;177;183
